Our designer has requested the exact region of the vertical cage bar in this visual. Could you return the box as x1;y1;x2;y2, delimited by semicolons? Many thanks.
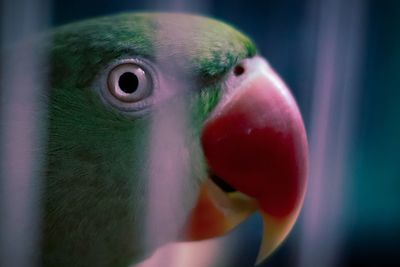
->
138;1;227;267
0;0;50;266
297;0;366;266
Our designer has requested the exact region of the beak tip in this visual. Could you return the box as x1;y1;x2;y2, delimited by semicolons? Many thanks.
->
254;210;301;266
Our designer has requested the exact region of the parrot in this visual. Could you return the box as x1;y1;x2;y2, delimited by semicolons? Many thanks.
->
41;12;308;267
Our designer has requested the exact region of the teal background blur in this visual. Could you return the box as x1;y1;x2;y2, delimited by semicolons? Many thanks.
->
51;0;400;266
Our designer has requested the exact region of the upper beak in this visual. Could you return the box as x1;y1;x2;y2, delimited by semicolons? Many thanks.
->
183;57;308;265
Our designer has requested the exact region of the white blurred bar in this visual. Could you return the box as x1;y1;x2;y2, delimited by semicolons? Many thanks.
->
140;1;227;266
0;0;50;266
297;0;366;266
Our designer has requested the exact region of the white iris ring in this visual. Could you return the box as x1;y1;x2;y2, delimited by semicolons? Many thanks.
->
108;63;150;103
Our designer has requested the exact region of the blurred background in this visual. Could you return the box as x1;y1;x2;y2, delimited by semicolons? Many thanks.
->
1;0;399;266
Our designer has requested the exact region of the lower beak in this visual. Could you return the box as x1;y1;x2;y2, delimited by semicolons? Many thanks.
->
183;57;308;265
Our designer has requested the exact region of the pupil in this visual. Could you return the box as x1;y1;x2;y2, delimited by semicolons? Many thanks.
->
118;72;139;94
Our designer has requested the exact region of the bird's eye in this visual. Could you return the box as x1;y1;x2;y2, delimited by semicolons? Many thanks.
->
108;63;152;103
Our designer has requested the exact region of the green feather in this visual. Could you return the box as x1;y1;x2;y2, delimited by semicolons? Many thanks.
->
43;12;256;267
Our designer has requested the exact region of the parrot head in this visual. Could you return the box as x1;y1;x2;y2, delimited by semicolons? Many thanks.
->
44;13;308;267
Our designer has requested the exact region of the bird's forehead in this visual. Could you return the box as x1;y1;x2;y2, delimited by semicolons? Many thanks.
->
147;13;257;76
54;13;255;77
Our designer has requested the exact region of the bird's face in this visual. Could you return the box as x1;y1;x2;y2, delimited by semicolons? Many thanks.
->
45;13;308;266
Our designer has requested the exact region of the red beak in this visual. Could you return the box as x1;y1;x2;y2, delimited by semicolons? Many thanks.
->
186;57;308;264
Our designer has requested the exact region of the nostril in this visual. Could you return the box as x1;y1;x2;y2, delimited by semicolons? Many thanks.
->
233;64;245;76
